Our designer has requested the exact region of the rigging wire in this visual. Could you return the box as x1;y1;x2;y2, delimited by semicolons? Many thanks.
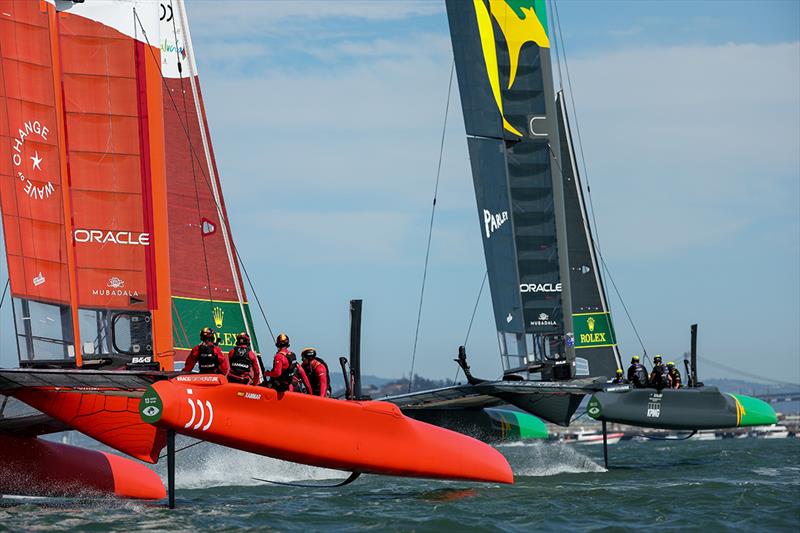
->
133;9;276;344
550;0;648;356
453;270;488;385
407;59;455;393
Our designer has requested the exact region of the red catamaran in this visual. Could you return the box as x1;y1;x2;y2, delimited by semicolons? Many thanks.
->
0;0;513;501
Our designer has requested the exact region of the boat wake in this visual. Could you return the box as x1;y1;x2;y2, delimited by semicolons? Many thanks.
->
171;442;346;489
498;441;605;476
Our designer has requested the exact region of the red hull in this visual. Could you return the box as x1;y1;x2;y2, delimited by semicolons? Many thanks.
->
142;375;513;484
0;434;165;499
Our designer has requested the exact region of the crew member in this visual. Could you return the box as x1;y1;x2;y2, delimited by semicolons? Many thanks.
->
611;368;628;384
649;355;672;390
627;355;649;388
264;333;293;391
667;361;682;389
227;332;262;385
301;348;331;398
183;327;228;375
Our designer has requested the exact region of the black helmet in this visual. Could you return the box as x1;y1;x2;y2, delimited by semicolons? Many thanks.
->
236;332;251;346
200;327;216;342
301;348;317;360
276;333;290;348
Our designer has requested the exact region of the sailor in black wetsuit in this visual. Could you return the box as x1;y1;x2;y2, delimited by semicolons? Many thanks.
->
649;355;672;390
611;368;628;384
627;355;649;388
667;361;682;389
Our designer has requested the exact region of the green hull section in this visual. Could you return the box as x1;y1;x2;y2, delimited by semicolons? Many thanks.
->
485;408;548;440
730;394;778;427
588;387;777;430
405;407;548;442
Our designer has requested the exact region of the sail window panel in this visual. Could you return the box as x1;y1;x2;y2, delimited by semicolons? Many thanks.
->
1;2;49;28
16;218;65;263
73;242;146;271
0;138;13;185
68;152;142;194
76;268;148;310
507;184;549;201
0;59;55;106
1;214;21;253
69;190;144;229
7;255;70;304
64;113;140;155
62;74;138;117
0;19;51;67
59;35;136;79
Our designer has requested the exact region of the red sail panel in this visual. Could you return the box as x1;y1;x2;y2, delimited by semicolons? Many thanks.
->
57;12;151;312
160;2;255;361
0;0;71;306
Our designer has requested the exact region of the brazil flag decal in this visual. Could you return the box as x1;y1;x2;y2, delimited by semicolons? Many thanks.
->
573;312;617;349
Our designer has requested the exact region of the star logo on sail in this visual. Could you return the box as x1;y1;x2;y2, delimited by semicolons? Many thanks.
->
11;120;55;201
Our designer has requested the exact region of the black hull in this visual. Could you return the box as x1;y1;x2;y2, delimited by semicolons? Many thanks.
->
588;387;775;430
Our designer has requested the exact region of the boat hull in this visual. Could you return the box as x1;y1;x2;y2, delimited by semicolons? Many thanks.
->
141;375;513;484
0;434;165;499
587;387;777;430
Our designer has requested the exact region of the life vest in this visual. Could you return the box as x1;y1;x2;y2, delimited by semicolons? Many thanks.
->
197;343;219;373
669;369;682;388
305;357;331;397
291;365;309;394
629;364;648;387
652;364;670;388
228;345;253;382
270;354;294;392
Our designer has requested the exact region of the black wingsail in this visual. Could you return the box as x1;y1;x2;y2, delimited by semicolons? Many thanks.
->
447;0;575;380
557;91;622;378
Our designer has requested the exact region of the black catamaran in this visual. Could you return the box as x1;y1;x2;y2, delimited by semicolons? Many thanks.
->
385;0;776;434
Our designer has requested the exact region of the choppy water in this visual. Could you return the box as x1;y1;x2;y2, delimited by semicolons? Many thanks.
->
1;438;798;532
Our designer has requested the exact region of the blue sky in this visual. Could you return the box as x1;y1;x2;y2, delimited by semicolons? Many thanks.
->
2;1;798;385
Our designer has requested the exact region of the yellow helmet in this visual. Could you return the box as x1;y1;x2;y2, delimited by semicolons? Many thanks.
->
615;368;623;376
667;361;675;367
631;355;640;363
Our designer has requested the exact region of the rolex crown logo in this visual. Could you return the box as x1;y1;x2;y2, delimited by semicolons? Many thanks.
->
587;316;595;332
212;306;224;328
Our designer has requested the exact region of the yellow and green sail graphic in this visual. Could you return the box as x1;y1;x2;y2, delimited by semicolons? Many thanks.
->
473;0;550;137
